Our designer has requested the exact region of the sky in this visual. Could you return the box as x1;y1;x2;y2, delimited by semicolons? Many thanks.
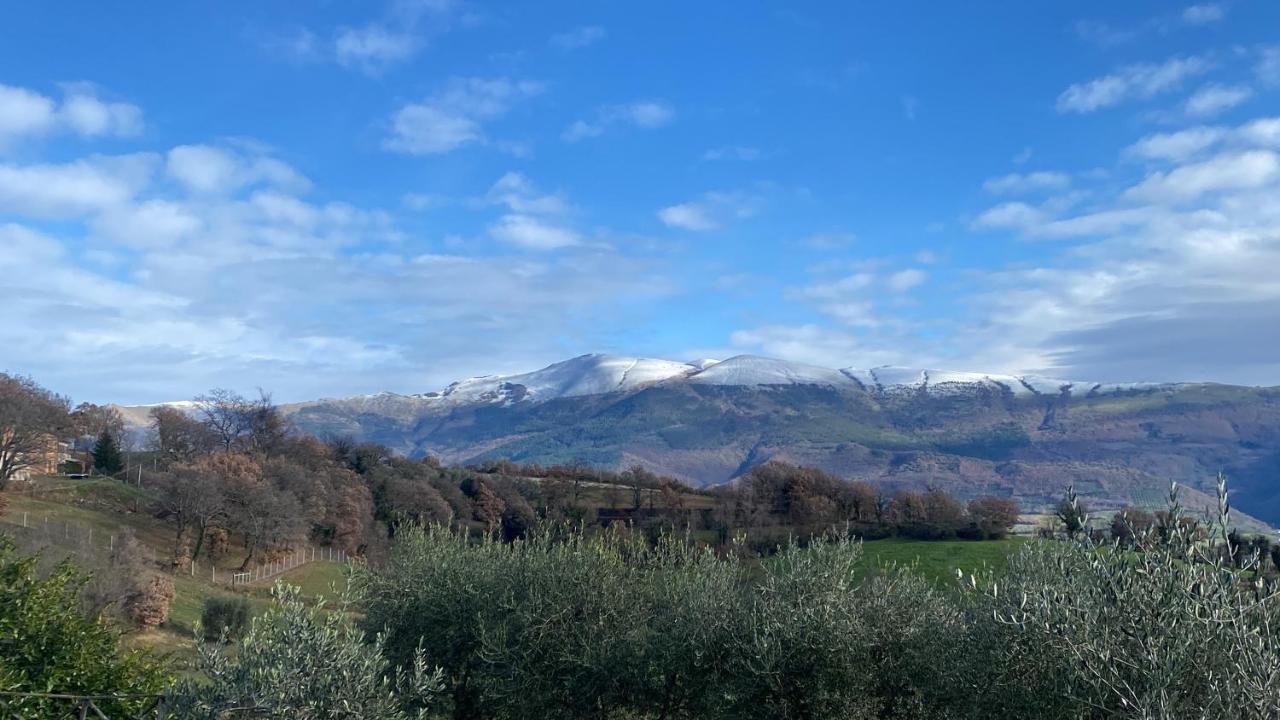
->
2;1;1280;404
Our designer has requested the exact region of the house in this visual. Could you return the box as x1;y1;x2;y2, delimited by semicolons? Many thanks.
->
8;432;70;482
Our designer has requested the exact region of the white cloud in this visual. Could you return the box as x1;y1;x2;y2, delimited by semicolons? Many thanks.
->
1056;56;1211;113
0;84;56;144
1125;117;1280;163
658;203;717;232
385;77;543;155
488;214;581;250
1239;118;1280;147
0;126;685;404
802;273;875;300
335;24;420;72
1126;126;1227;161
488;172;568;215
957;113;1280;383
1126;150;1280;202
983;171;1071;195
0;83;142;149
562;100;674;142
627;102;675;128
0;155;155;218
973;201;1050;231
657;189;762;232
550;25;605;50
309;0;455;73
1185;84;1253;117
886;268;927;292
1182;3;1225;25
386;105;481;154
92;200;204;249
166;144;309;195
1258;46;1280;87
58;84;144;137
560;121;602;143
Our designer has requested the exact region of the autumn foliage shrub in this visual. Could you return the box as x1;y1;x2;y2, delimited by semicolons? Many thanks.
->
124;574;174;629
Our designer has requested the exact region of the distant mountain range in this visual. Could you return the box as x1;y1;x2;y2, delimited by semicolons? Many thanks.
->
123;354;1280;529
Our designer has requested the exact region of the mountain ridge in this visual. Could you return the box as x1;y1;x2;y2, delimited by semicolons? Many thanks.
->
117;353;1280;529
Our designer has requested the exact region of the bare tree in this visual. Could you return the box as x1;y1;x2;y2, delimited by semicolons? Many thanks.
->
226;483;306;570
0;373;71;488
70;402;125;442
157;461;229;560
193;388;289;455
195;389;250;451
151;405;217;462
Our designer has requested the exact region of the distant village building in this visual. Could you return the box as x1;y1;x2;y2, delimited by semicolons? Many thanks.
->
9;432;72;482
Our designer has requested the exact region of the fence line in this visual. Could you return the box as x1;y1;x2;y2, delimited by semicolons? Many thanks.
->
1;513;354;588
229;545;354;586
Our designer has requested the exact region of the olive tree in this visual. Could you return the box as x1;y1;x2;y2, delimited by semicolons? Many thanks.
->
174;583;443;719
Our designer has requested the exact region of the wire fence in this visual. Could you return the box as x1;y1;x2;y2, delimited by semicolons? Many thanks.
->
229;545;353;586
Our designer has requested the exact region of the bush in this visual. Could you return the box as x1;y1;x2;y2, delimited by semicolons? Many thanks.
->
0;536;171;717
971;476;1280;717
174;583;443;719
354;527;1023;720
201;595;251;642
124;574;174;629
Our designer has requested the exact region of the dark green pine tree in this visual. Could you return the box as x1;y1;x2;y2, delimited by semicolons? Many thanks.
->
92;429;125;475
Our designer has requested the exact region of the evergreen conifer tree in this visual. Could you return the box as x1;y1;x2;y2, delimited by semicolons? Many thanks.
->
92;429;124;475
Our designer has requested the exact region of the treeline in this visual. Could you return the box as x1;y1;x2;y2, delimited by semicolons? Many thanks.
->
715;461;1019;543
145;389;724;568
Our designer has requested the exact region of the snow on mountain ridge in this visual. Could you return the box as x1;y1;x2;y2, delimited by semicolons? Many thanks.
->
419;354;699;406
688;355;856;387
407;354;1175;406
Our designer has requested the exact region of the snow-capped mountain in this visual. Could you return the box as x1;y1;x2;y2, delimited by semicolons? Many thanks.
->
397;353;1172;407
839;367;1165;398
415;354;704;406
689;355;856;387
115;351;1280;527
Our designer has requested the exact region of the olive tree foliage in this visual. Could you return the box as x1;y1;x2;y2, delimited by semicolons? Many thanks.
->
970;474;1280;719
0;536;171;718
354;527;1022;720
173;583;444;720
0;372;71;488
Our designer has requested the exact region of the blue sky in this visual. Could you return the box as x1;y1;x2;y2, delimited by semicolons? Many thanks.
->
2;1;1279;403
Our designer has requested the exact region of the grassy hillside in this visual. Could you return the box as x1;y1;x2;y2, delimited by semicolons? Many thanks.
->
0;476;353;665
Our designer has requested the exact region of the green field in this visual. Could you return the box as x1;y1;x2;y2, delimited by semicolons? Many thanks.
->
855;537;1028;586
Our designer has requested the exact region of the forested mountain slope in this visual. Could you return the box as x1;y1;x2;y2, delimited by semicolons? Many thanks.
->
265;354;1280;525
